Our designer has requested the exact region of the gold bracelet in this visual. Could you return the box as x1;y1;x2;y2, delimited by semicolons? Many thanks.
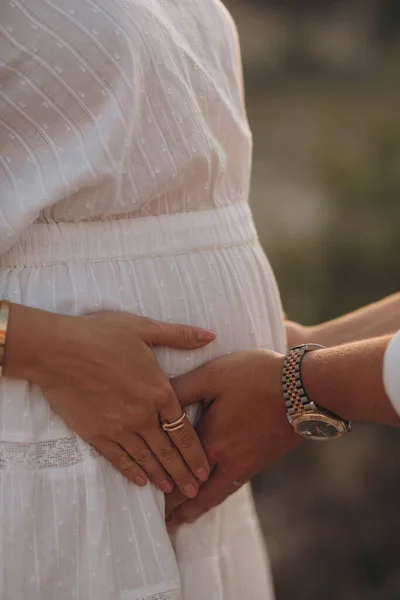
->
0;301;11;377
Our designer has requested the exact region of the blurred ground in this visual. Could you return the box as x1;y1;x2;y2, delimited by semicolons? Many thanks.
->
224;1;400;598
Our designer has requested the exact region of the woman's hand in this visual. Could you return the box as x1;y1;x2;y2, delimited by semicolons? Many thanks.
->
4;304;215;497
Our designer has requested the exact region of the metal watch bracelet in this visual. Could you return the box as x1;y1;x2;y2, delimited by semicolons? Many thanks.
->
282;343;326;418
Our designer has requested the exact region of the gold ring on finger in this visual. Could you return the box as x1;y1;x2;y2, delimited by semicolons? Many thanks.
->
162;411;187;432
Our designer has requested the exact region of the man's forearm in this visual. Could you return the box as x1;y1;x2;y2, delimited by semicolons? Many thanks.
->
301;335;400;426
286;292;400;348
167;332;400;525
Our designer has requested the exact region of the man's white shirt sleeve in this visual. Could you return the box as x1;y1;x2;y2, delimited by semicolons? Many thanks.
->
383;329;400;416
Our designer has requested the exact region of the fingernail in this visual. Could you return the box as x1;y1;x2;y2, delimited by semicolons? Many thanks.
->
196;329;216;343
196;468;209;482
183;484;198;498
160;480;174;494
135;476;147;487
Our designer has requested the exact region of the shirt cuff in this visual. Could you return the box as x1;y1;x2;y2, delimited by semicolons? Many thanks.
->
383;330;400;416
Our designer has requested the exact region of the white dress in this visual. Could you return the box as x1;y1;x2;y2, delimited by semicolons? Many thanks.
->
0;2;286;599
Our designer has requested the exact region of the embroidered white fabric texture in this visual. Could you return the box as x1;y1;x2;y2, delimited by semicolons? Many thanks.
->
0;436;98;470
0;1;283;599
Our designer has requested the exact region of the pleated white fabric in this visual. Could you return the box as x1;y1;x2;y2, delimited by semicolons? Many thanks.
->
0;2;286;599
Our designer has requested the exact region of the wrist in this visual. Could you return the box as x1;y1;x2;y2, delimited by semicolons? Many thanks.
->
300;346;357;421
300;350;327;410
3;303;74;383
299;347;352;419
261;350;299;440
300;339;398;425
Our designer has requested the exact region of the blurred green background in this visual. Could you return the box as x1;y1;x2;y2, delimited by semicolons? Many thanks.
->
223;1;400;598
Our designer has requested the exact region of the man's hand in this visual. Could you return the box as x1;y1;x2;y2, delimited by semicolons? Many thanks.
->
165;350;300;528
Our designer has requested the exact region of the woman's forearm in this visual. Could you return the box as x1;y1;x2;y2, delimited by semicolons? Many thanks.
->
3;303;70;382
286;292;400;348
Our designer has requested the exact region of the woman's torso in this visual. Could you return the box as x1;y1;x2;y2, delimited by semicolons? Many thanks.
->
0;2;284;599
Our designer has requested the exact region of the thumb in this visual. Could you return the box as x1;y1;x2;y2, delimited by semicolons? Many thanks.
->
142;319;216;350
170;363;215;408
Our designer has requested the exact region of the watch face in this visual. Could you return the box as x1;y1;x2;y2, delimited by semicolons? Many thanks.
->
293;415;345;441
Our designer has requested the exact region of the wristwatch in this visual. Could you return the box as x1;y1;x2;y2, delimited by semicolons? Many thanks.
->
282;343;351;441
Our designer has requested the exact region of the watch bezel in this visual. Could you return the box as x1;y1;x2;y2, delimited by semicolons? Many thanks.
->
291;412;347;441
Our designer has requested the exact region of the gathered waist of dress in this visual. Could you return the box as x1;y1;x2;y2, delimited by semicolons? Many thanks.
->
0;203;257;268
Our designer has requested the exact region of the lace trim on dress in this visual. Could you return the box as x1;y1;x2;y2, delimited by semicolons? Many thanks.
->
0;435;99;470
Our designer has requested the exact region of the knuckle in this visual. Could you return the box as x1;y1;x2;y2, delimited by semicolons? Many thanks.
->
142;317;161;337
108;451;134;473
173;470;192;485
175;429;196;450
175;324;193;344
107;421;125;439
127;404;151;429
142;317;159;336
118;460;137;476
106;451;120;465
189;450;206;466
158;445;179;464
135;448;153;464
152;385;174;411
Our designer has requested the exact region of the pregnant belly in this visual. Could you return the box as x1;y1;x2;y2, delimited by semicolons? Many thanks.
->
0;207;285;440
